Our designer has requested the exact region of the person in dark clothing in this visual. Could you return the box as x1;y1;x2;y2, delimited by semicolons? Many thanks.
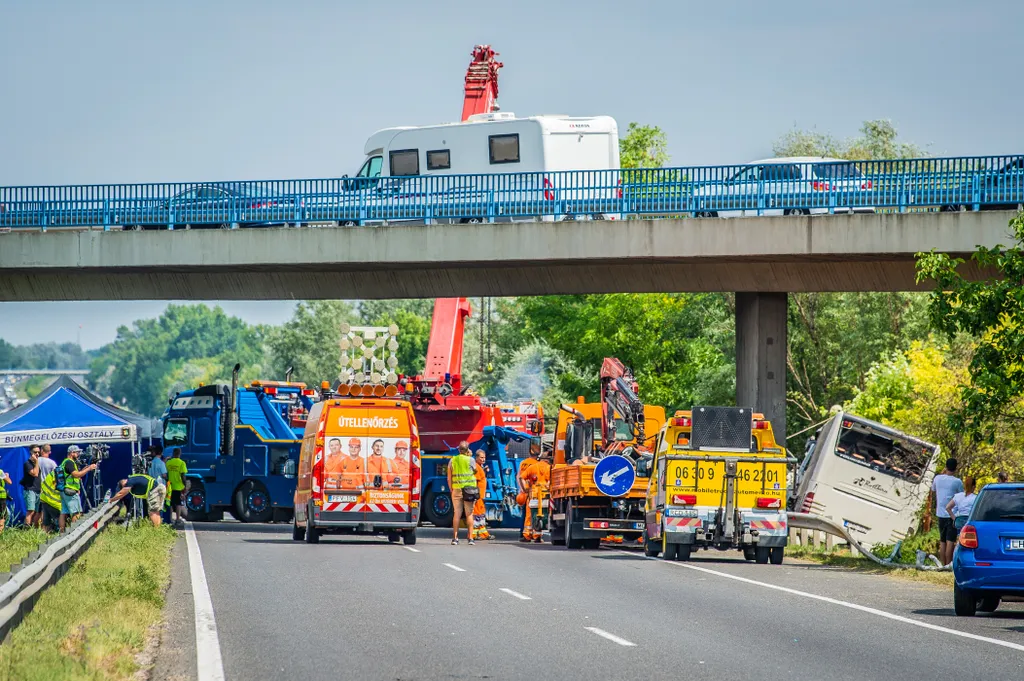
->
22;446;43;527
110;474;166;526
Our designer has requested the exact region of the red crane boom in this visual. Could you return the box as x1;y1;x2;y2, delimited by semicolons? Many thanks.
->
461;45;503;122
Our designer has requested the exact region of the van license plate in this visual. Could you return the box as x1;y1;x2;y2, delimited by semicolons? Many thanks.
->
1009;539;1024;551
328;495;357;503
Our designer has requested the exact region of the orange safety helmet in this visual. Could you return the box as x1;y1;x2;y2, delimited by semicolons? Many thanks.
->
516;491;528;506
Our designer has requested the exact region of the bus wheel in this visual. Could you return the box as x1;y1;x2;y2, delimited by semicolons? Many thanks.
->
770;547;785;565
234;481;273;523
755;546;770;564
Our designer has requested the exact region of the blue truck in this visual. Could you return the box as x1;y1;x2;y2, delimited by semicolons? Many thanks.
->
419;425;531;529
161;365;316;522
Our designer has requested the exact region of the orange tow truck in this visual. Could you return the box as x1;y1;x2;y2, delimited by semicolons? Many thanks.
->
546;359;665;549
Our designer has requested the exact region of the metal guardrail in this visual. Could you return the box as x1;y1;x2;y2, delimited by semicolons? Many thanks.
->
788;511;948;571
0;502;120;639
0;155;1021;231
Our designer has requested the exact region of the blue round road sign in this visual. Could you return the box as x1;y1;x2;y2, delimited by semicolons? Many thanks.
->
593;454;636;497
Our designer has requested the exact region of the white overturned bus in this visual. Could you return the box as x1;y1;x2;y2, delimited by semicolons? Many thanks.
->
791;411;940;547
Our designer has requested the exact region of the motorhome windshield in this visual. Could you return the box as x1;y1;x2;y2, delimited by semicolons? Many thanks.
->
357;156;383;178
833;420;931;482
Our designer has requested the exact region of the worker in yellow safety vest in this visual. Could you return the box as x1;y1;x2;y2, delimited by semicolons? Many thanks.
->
0;467;11;533
110;474;167;527
39;470;62;533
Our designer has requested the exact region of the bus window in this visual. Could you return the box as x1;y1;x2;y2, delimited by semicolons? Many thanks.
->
834;424;930;482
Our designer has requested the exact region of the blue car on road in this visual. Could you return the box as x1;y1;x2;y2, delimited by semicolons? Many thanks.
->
952;483;1024;616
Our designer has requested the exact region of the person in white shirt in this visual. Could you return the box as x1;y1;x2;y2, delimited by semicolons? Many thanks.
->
946;476;978;532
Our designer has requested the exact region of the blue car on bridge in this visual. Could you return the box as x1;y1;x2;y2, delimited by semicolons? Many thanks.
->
952;483;1024;616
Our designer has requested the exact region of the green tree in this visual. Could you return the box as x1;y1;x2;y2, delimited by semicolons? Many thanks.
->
774;119;926;160
500;294;734;413
619;122;669;169
916;212;1024;441
88;304;265;415
786;293;931;450
266;301;354;388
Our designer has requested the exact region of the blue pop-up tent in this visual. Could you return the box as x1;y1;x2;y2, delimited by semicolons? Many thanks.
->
0;376;146;522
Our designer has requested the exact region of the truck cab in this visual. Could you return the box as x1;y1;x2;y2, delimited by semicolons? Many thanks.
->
644;407;795;563
162;372;316;523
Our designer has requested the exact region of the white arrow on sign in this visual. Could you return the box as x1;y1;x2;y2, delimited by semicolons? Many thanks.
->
600;466;631;487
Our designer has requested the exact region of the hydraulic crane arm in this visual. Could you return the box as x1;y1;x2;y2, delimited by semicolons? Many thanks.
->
461;45;503;121
600;357;645;449
422;297;472;394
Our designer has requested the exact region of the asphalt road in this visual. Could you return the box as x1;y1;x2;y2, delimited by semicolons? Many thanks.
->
158;522;1024;681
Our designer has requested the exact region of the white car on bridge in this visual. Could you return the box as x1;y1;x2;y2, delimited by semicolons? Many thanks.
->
690;156;877;218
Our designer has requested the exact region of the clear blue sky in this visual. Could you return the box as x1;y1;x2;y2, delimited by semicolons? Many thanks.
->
2;0;1022;348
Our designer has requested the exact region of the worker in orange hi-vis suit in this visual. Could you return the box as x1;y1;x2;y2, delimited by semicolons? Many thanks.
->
366;438;393;487
338;438;365;490
471;449;491;540
522;452;551;542
517;440;540;542
391;440;410;487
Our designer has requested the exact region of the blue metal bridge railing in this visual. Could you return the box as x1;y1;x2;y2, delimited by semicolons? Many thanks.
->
1;155;1021;231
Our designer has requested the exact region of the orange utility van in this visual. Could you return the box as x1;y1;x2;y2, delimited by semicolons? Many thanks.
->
293;392;421;544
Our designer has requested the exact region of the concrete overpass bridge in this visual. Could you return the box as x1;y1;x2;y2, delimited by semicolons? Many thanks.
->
1;210;1014;442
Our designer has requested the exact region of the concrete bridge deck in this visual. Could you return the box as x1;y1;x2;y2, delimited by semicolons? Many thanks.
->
0;211;1014;301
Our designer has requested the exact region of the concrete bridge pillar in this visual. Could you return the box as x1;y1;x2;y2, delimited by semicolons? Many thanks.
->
735;292;787;445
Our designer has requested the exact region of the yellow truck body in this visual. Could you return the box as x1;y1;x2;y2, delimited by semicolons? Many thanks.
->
645;407;795;563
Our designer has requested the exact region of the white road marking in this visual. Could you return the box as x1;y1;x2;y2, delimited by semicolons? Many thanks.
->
624;550;1024;654
185;522;226;681
443;562;466;572
499;588;532;600
404;546;421;553
585;626;636;647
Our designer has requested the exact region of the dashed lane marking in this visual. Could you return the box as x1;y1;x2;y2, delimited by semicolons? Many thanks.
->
585;627;636;647
404;546;421;553
499;588;532;600
444;563;466;572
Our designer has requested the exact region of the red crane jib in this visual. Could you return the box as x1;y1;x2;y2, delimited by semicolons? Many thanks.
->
461;44;503;122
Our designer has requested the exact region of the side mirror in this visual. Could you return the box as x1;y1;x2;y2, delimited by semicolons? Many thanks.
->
527;420;542;436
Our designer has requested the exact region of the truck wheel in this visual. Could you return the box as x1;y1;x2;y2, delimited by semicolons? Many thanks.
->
770;547;785;565
675;544;692;561
292;517;304;541
387;531;401;543
954;584;976;616
550;515;566;546
743;547;756;561
755;547;770;564
403;529;417;545
663;541;678;561
184;483;209;522
234;481;273;523
644;536;661;558
565;502;583;549
423;489;454;528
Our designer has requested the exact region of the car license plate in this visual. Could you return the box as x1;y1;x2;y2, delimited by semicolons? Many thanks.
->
1008;539;1024;551
328;494;357;503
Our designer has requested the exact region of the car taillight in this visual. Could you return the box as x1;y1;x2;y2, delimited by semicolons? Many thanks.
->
959;524;978;549
672;494;697;506
670;417;691;427
311;441;324;501
800;492;815;512
756;497;781;509
543;177;555;201
812;181;831;191
860;180;873;190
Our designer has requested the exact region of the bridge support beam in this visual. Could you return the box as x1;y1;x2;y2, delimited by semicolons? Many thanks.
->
735;292;787;445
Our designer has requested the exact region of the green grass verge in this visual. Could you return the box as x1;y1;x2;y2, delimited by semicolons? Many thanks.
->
0;522;177;681
0;527;51;571
786;543;953;586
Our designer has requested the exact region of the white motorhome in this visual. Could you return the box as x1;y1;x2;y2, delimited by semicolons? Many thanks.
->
340;113;620;223
791;411;940;547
